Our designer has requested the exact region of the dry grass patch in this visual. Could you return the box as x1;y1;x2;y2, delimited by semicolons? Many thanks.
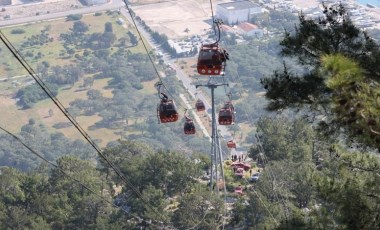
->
0;96;29;133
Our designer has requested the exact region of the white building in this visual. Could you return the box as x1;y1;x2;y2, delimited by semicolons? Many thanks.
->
82;0;108;6
216;1;263;25
0;0;12;6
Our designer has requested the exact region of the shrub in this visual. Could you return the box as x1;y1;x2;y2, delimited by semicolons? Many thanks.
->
10;29;25;34
67;14;83;21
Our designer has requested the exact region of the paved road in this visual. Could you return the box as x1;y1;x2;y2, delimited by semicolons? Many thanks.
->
0;74;29;82
179;93;211;141
0;0;124;27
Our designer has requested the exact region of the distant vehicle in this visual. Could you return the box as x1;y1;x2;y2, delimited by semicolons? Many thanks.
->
249;173;261;182
117;18;125;25
234;185;244;195
4;15;11;20
201;174;210;181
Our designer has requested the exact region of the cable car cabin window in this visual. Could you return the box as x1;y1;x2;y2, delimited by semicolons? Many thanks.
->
195;99;205;112
161;104;173;110
197;44;225;76
184;120;196;134
218;108;234;125
222;102;234;112
158;100;179;123
198;50;215;66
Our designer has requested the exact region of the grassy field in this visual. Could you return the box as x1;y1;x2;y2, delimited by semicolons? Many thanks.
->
0;11;150;77
0;11;155;147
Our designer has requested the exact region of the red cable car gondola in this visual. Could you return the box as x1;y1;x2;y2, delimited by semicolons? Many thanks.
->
218;101;234;125
157;93;179;123
227;140;236;148
184;116;196;135
197;43;228;76
195;99;205;112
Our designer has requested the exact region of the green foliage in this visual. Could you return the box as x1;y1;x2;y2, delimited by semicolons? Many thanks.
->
250;10;298;31
16;83;59;109
127;31;138;46
0;167;25;204
72;21;89;34
172;191;225;230
20;30;53;48
322;54;380;149
261;4;380;149
99;141;208;223
104;22;113;33
242;114;380;229
252;117;314;161
66;14;83;21
10;29;25;34
0;156;120;229
0;123;95;171
311;145;380;229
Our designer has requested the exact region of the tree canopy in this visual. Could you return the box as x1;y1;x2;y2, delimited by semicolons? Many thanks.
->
261;4;380;150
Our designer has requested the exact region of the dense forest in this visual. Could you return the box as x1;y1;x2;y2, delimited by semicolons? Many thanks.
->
1;4;380;230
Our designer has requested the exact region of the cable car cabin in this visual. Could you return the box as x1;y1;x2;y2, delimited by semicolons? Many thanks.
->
195;99;205;112
197;43;227;76
184;119;196;134
158;99;179;123
227;140;236;148
218;102;234;125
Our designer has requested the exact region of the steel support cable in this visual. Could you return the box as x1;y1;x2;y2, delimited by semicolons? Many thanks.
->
218;40;289;221
219;26;231;97
121;0;182;111
255;133;289;220
242;178;278;225
0;31;171;227
209;0;217;37
255;135;282;201
230;71;288;220
0;126;168;229
214;125;228;230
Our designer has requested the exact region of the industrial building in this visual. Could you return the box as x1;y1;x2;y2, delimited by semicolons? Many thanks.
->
216;1;263;25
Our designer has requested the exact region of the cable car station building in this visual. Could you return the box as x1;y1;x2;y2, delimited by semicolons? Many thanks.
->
216;1;263;25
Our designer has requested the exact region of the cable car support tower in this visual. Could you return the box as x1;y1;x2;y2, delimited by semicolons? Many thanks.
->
196;80;228;195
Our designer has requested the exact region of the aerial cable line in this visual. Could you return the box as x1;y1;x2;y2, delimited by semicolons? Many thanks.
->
242;177;279;225
217;37;289;220
208;0;217;37
255;133;289;220
0;126;170;229
121;0;183;110
0;31;171;227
